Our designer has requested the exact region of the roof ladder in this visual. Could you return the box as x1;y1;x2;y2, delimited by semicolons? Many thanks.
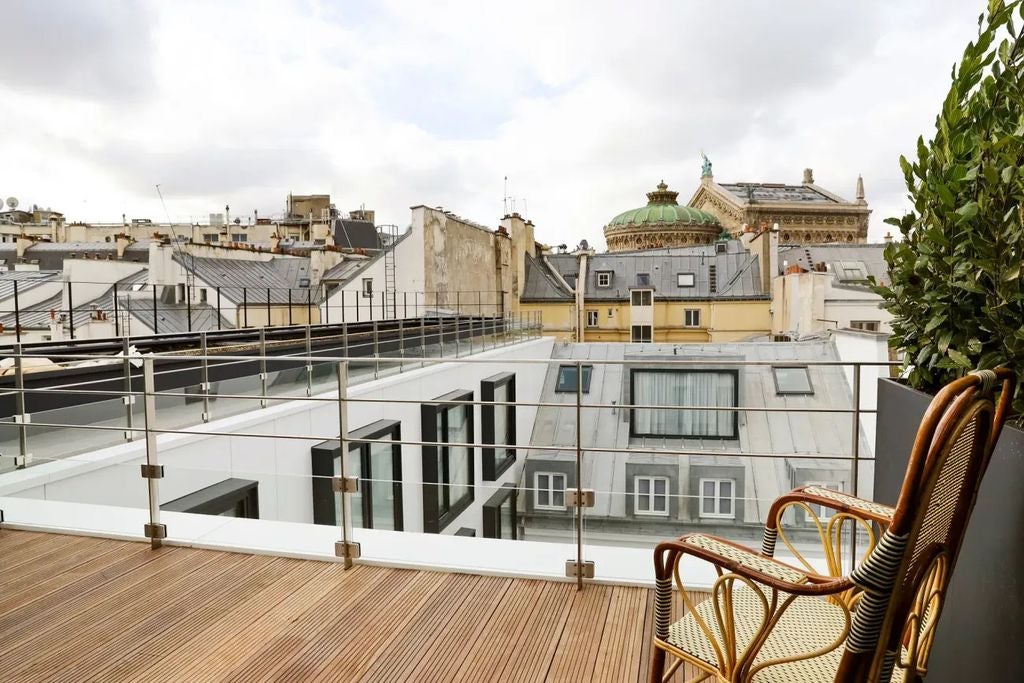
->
381;224;399;318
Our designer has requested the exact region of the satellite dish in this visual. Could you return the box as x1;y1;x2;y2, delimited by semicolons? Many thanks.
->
6;197;18;210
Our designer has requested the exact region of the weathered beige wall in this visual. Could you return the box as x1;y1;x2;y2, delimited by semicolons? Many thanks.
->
421;207;511;315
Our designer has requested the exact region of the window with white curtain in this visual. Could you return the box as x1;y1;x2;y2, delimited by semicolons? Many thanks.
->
630;369;738;438
535;472;567;510
699;478;735;519
634;476;669;516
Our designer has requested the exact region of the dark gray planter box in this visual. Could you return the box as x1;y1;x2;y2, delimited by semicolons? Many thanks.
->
875;377;1024;681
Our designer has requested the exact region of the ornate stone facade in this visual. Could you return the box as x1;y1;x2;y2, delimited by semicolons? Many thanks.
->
603;182;723;252
686;167;871;245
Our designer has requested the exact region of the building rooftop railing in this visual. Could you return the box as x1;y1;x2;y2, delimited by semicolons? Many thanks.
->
0;327;898;591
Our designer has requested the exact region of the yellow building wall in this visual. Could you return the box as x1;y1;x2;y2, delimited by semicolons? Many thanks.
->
520;301;574;340
577;299;770;343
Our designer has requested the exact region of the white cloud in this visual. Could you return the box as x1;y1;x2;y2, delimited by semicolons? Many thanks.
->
0;0;985;247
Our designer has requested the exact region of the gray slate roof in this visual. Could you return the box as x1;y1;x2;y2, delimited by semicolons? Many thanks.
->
0;270;62;302
0;270;149;329
525;340;869;520
780;243;889;289
177;255;314;304
719;183;837;204
121;298;234;333
521;254;573;301
585;247;765;300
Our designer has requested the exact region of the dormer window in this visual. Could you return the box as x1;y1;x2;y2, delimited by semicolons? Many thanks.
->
596;271;612;288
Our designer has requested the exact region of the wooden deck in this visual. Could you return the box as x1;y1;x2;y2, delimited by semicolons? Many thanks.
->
0;529;708;682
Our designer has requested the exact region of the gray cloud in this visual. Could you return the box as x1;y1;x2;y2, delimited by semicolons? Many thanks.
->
0;1;156;101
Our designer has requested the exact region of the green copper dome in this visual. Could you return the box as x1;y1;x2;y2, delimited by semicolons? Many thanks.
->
607;181;720;228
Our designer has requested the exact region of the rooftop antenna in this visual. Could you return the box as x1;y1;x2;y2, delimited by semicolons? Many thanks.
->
503;176;509;216
522;198;528;220
155;184;196;287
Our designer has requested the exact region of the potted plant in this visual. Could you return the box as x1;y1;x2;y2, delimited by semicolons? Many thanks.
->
870;2;1024;679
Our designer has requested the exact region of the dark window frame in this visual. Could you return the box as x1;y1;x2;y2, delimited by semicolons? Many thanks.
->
631;325;652;343
421;389;475;533
310;419;404;530
482;482;518;539
162;478;259;518
684;309;701;327
481;372;517;480
629;368;740;439
630;289;653;306
772;365;815;396
361;277;373;297
555;364;592;393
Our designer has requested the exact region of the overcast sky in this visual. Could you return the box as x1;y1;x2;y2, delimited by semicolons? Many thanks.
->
0;0;985;249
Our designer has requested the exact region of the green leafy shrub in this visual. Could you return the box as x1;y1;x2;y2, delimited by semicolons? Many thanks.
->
873;0;1024;418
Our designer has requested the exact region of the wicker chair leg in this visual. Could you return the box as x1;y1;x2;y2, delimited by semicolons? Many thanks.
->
649;648;666;683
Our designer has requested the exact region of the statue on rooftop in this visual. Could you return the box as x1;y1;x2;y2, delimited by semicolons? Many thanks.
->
700;151;713;178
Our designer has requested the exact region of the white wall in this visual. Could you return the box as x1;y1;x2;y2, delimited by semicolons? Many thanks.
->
0;338;554;538
322;225;425;322
832;328;891;498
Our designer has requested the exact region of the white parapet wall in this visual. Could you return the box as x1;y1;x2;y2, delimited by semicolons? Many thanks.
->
0;337;554;539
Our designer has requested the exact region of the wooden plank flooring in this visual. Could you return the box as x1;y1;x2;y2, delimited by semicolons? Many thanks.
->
0;529;708;682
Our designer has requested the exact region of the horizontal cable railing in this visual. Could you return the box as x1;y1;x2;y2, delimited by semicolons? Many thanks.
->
0;332;897;589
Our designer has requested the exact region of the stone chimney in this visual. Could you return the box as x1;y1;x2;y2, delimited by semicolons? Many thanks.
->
884;231;893;244
802;168;814;185
116;234;135;259
16;235;33;259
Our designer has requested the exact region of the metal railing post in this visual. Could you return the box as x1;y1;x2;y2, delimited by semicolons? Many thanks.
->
186;284;193;332
113;283;120;337
259;327;268;408
266;287;271;327
333;361;359;568
200;332;211;422
372;320;380;379
243;288;249;328
564;360;595;587
420;314;426;365
68;281;76;339
439;313;446;357
398;318;405;372
305;324;313;396
141;358;166;548
288;289;293;326
850;363;862;569
13;344;29;469
216;286;222;330
122;337;135;440
13;280;21;343
151;284;157;335
342;321;349;359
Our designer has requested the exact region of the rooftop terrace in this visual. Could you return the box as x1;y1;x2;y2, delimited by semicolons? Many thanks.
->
0;529;710;682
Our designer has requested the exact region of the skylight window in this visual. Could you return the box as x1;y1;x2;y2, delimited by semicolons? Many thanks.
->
772;366;814;395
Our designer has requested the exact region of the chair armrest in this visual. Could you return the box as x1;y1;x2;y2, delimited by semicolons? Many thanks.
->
768;486;895;529
654;532;853;597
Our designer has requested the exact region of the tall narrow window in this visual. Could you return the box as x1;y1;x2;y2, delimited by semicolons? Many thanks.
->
684;309;701;327
361;277;373;298
634;476;670;517
586;310;599;327
631;369;738;438
699;478;735;519
482;373;516;480
310;420;403;530
421;390;474;533
483;483;518;539
534;472;567;510
631;325;652;343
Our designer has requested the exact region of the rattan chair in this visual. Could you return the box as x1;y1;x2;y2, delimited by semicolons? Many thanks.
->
649;368;1016;683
